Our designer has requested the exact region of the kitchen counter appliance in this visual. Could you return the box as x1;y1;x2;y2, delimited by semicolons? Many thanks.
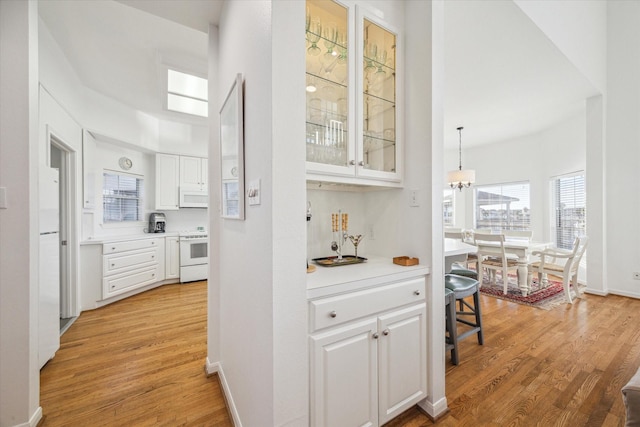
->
179;231;208;282
148;212;166;233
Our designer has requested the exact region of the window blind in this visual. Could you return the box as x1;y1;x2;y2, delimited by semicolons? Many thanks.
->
443;189;454;226
103;172;144;223
552;174;586;250
474;182;530;232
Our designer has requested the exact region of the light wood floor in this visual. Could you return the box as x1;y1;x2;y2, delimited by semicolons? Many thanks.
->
40;281;640;426
39;281;232;426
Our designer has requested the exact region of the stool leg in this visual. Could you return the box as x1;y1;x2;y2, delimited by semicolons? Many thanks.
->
445;296;459;365
473;288;484;345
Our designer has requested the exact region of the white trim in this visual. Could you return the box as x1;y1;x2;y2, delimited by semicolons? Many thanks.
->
27;407;43;427
417;395;448;419
584;288;608;297
205;360;242;427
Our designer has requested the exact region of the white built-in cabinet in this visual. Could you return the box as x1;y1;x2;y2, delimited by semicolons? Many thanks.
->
102;237;165;299
155;154;208;210
309;277;427;426
155;153;180;210
180;156;208;191
305;0;402;186
165;236;180;280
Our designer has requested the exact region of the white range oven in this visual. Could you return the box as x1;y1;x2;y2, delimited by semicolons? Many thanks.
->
179;231;208;283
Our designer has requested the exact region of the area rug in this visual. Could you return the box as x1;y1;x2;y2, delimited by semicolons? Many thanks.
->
479;276;578;310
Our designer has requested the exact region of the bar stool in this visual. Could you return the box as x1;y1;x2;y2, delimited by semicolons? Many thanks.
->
450;262;479;280
445;287;459;365
445;274;484;351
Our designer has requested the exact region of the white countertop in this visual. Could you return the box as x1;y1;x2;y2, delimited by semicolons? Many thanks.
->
80;232;179;245
307;256;430;299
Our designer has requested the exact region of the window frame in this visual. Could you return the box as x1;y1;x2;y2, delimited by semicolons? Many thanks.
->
473;180;531;233
102;170;145;224
443;188;455;227
550;171;586;250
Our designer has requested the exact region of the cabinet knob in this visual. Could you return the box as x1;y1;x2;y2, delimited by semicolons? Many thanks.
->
152;273;155;277
329;311;337;318
152;255;155;259
372;332;379;339
358;161;365;166
414;290;421;296
111;263;115;267
112;247;116;250
151;241;155;245
349;160;356;166
383;329;390;336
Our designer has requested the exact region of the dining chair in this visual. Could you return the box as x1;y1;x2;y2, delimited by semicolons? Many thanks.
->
527;236;588;304
502;229;533;242
474;233;519;294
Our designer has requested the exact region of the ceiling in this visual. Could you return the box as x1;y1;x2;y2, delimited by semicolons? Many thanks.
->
38;0;599;148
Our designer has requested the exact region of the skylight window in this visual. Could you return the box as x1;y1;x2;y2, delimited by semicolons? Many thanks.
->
167;69;208;117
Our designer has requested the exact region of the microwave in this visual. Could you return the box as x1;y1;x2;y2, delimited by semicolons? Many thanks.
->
179;188;208;208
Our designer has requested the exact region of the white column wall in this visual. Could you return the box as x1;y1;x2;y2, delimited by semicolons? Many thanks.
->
605;1;640;298
214;1;275;425
0;1;42;425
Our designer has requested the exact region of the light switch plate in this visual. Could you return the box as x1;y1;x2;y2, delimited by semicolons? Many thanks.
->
247;179;261;206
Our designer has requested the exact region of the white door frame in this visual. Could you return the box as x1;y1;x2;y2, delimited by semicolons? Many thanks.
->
47;125;80;319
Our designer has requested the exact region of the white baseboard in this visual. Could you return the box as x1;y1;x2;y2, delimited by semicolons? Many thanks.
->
584;288;608;297
417;396;448;419
26;406;42;427
206;358;241;427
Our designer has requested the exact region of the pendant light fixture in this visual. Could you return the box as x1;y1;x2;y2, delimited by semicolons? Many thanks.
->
447;126;475;191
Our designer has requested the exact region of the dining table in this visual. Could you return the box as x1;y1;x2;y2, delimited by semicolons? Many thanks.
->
474;239;552;296
444;238;477;273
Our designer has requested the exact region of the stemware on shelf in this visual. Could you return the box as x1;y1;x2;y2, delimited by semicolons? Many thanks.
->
307;17;322;56
323;22;338;61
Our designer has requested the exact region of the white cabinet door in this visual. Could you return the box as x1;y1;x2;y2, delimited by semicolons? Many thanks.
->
180;156;203;189
200;158;208;190
165;236;180;279
155;154;180;210
377;303;427;425
311;318;378;427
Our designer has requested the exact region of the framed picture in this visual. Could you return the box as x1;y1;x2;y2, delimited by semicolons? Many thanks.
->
220;73;245;220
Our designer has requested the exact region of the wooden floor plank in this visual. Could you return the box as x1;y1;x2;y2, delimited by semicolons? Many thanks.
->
41;282;640;426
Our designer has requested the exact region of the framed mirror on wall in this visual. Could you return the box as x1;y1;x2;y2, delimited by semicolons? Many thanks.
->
220;73;245;220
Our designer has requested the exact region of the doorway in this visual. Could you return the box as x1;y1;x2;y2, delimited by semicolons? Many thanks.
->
48;129;79;333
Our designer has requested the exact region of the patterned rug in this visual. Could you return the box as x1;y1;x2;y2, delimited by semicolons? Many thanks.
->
479;276;577;310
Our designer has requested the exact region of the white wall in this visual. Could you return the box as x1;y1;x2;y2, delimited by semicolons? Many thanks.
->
605;1;640;298
0;1;42;425
514;0;607;93
444;112;586;242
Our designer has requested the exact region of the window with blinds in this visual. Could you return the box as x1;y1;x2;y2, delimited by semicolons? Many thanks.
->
474;181;530;232
443;189;455;226
552;173;586;250
103;172;144;223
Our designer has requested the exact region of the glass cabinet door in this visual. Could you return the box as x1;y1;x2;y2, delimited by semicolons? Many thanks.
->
359;15;397;176
305;0;352;173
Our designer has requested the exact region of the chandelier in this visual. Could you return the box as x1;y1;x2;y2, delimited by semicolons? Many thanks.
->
447;126;475;191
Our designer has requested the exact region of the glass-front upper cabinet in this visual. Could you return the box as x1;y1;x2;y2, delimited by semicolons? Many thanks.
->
305;0;401;186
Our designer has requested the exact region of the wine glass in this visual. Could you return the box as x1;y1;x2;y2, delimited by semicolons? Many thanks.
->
375;49;387;75
307;18;322;56
348;234;364;258
323;22;338;62
336;29;348;65
364;41;377;74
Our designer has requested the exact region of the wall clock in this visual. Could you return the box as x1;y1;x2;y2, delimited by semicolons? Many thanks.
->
119;157;133;170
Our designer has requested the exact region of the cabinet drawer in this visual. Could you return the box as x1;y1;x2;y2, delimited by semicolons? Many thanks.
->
103;265;161;298
103;238;161;254
103;247;159;276
309;277;425;332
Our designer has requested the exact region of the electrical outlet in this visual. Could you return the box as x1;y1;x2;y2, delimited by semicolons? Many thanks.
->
634;272;640;280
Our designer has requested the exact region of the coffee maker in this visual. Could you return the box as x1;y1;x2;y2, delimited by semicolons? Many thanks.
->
148;212;166;233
